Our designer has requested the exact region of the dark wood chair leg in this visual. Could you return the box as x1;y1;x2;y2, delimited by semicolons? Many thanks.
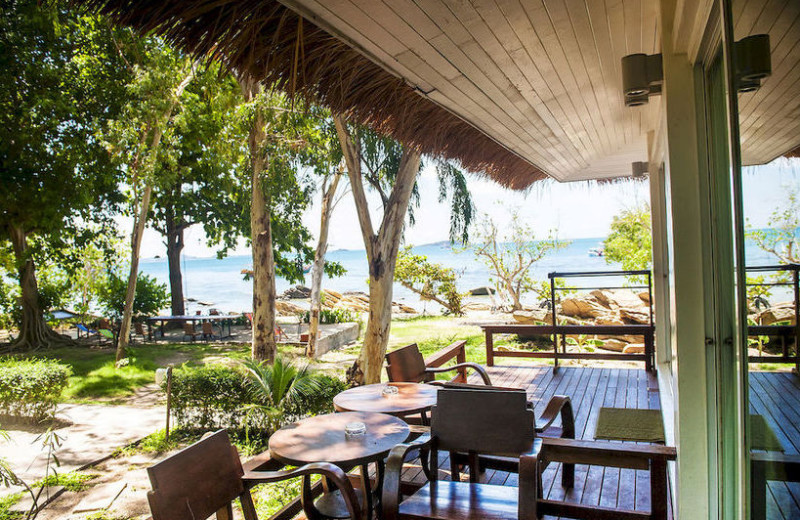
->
650;458;668;520
751;457;766;520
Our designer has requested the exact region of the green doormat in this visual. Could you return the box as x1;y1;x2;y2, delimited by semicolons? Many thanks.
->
595;407;665;443
750;414;783;452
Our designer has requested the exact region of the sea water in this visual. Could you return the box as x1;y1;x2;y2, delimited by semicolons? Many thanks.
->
139;237;781;314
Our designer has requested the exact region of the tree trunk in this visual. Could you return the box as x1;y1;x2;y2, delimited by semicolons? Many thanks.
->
117;66;195;362
307;168;342;357
7;227;70;350
165;210;186;316
117;183;153;361
334;114;421;384
243;78;276;363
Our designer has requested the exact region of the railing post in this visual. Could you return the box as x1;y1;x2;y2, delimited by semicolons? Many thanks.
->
550;275;559;373
794;268;799;373
456;344;467;382
649;458;668;520
485;328;494;367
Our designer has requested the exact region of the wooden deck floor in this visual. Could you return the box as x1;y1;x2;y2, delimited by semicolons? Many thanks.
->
749;370;800;519
400;364;667;519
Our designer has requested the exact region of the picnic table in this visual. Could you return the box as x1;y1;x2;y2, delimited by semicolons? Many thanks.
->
146;314;241;339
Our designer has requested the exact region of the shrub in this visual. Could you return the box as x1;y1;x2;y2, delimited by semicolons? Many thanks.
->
167;364;254;431
167;362;348;435
302;308;357;324
0;358;71;420
98;270;169;319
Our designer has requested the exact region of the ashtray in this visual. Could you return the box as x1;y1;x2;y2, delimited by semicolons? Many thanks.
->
381;385;400;397
344;421;367;438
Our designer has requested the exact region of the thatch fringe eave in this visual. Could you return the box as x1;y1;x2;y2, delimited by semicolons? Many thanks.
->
72;0;548;189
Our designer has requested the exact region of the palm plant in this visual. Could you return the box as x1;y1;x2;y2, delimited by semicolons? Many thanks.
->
242;357;325;420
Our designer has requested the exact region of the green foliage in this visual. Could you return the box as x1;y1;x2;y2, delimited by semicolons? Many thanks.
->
471;209;570;311
603;204;652;282
302;308;357;324
395;246;464;315
0;358;71;420
34;472;96;492
97;270;169;319
168;360;346;435
746;181;800;265
168;364;254;431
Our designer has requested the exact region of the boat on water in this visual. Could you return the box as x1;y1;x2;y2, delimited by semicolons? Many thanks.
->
588;248;605;257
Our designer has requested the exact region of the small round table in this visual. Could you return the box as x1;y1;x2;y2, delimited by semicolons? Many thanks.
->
333;382;439;419
269;411;409;519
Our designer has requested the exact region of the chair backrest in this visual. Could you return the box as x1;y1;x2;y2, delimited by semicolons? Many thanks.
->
385;343;430;383
183;322;195;335
99;318;111;329
209;309;220;316
431;387;535;457
134;322;146;335
202;322;214;334
147;430;247;520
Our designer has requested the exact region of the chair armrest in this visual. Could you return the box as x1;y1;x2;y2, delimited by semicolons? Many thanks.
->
425;362;492;385
244;462;363;520
518;438;543;520
382;436;433;520
535;395;574;438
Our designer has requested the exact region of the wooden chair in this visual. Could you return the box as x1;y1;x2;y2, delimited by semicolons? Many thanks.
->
147;430;364;520
130;321;150;344
383;389;677;520
202;321;217;341
183;322;199;342
382;387;555;520
385;343;492;386
441;384;574;481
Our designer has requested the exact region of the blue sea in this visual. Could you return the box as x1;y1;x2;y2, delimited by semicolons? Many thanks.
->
139;237;782;314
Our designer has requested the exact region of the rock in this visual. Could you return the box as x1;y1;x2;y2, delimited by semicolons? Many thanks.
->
623;343;646;354
639;291;651;304
597;334;638;343
276;300;305;316
619;308;651;324
512;309;552;325
282;285;311;299
463;302;492;311
560;297;609;319
598;338;627;352
594;313;626;326
589;290;614;309
752;302;797;326
393;303;418;314
469;286;496;296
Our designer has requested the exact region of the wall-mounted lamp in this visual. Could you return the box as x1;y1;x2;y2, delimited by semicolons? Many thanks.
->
734;34;771;93
621;53;663;107
632;161;649;178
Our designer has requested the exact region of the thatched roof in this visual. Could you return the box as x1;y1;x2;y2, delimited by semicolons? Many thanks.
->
72;0;547;189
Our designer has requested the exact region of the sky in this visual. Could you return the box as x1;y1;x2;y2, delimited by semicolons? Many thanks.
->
134;158;799;259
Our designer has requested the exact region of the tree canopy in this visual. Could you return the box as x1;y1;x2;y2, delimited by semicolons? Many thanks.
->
603;204;653;272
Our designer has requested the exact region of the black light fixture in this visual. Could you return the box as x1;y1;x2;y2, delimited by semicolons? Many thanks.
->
734;34;771;93
621;53;663;107
632;161;649;178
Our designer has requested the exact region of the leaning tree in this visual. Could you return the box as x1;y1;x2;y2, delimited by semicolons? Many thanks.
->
333;115;475;384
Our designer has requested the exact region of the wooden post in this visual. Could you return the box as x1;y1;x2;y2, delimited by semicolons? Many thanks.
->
750;457;766;520
793;268;799;374
645;329;655;372
550;276;559;373
456;345;467;382
485;328;494;367
649;458;668;520
165;366;173;442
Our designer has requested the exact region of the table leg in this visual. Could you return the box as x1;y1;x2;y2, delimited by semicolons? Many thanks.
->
359;464;373;519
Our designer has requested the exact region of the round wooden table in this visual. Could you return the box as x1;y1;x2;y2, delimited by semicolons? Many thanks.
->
333;382;439;418
269;411;409;519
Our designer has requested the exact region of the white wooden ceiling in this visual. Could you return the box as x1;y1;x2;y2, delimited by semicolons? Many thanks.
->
280;0;662;182
733;0;800;165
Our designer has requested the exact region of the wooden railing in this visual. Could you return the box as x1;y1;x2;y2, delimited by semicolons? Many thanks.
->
483;323;655;372
423;339;469;382
746;264;799;370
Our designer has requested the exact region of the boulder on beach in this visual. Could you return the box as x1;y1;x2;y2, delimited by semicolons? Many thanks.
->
282;285;311;299
469;286;496;296
623;343;646;354
598;338;627;352
512;309;552;325
752;302;797;326
619;308;651;325
276;300;305;316
463;302;492;311
594;314;626;326
560;296;608;319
